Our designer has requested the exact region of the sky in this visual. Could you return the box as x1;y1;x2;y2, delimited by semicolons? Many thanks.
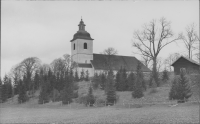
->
1;0;199;78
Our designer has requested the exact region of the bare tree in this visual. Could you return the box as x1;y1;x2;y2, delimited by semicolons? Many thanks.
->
180;23;197;59
50;54;73;75
164;53;181;72
132;17;181;86
102;47;118;70
14;57;41;95
141;56;151;69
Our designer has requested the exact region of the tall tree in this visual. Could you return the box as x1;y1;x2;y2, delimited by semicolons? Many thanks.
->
100;73;106;90
133;17;181;86
14;57;41;95
80;69;85;81
106;69;117;105
18;79;28;103
0;78;2;103
74;69;79;82
86;85;95;106
180;23;197;59
85;70;89;81
60;68;74;104
132;62;144;98
127;72;135;91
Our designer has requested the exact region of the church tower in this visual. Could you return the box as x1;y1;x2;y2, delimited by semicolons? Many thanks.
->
70;19;94;65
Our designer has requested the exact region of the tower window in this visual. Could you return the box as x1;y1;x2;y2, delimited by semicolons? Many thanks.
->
84;43;87;49
74;43;75;50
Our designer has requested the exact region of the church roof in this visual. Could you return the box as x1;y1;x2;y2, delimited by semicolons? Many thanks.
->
78;63;93;68
90;54;151;72
70;19;94;42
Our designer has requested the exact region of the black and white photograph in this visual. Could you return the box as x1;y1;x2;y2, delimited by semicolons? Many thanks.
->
1;0;199;123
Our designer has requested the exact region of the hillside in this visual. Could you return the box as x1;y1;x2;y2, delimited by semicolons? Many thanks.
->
1;77;199;108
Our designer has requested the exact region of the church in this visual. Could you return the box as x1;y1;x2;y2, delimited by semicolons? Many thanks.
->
70;19;150;77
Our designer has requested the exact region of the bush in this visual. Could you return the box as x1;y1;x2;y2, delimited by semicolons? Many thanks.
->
95;97;106;107
149;88;158;94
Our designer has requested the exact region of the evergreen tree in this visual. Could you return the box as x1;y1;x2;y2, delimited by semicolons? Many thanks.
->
169;78;178;100
61;68;74;104
1;75;9;102
170;69;192;102
34;71;40;91
121;67;128;91
127;72;135;91
13;73;19;95
86;85;95;106
132;62;144;98
18;79;28;103
85;70;89;81
38;75;50;104
92;73;100;89
100;73;106;90
106;69;116;105
162;69;169;81
0;78;2;103
115;69;121;91
80;69;85;81
74;69;79;82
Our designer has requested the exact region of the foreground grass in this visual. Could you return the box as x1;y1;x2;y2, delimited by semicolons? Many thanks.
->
0;103;199;123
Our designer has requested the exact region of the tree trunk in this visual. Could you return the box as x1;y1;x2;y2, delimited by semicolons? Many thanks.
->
152;57;159;87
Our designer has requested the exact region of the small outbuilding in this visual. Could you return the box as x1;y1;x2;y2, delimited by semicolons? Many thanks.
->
171;56;200;75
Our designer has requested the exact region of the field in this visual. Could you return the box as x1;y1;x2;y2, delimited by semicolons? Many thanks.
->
0;103;199;123
0;79;199;123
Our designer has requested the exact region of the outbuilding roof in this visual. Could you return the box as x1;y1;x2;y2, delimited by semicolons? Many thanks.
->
171;56;200;66
90;54;151;72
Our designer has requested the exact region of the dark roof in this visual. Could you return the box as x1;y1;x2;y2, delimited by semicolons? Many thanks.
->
78;63;93;68
90;54;151;72
70;19;94;42
171;56;200;66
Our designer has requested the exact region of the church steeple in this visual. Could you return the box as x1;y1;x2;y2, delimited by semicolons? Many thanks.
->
78;19;86;31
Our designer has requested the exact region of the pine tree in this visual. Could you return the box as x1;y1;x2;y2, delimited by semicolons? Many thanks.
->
74;69;79;82
100;73;106;90
127;72;135;91
61;68;74;104
85;70;89;81
106;69;116;105
169;78;178;100
175;69;192;102
80;69;85;81
18;79;27;103
92;73;100;89
38;75;50;104
1;75;9;102
132;62;144;98
162;69;169;81
115;69;121;91
0;78;2;103
34;71;40;91
86;85;95;106
121;67;128;91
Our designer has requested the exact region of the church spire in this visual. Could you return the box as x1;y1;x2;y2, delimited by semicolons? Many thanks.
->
78;18;86;31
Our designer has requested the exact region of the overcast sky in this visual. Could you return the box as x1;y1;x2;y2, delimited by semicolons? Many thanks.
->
1;1;199;78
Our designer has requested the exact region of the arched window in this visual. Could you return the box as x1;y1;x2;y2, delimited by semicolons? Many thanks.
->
84;43;87;49
74;43;75;50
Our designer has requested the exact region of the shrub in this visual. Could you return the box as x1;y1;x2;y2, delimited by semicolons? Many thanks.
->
149;88;158;94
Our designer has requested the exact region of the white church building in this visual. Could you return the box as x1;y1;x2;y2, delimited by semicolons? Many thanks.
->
70;19;150;77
